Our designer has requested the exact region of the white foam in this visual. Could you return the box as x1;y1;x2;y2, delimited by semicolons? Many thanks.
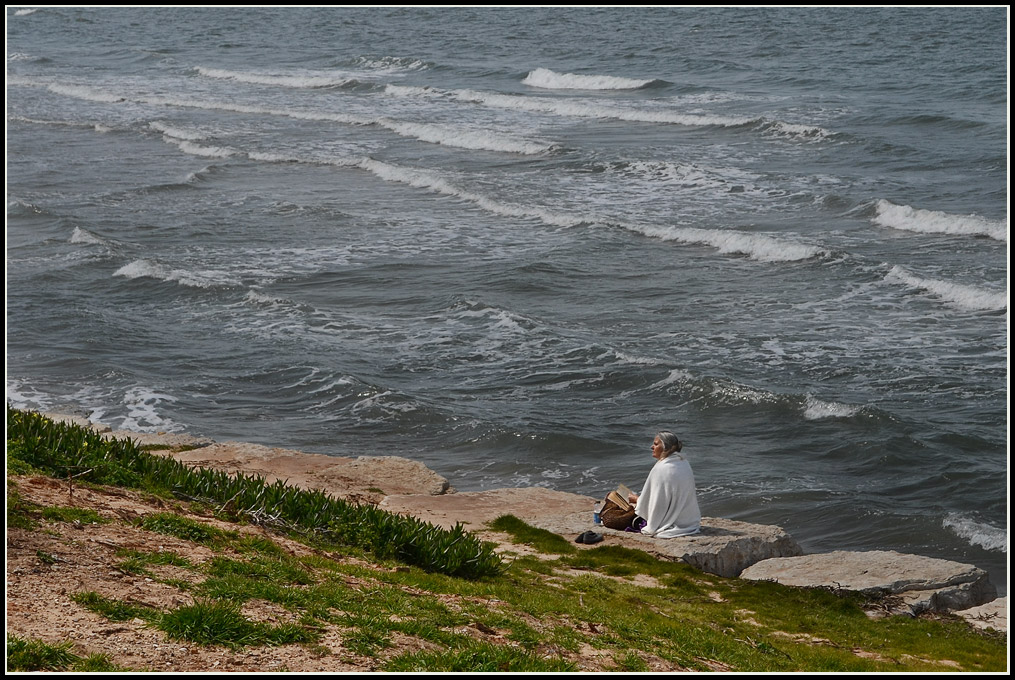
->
385;84;758;127
351;390;418;416
184;165;217;183
763;120;832;140
885;266;1007;311
195;66;356;89
242;290;290;306
14;8;39;16
375;118;551;155
613;351;669;367
641;369;693;395
630;224;826;262
119;386;182;433
70;227;106;246
149;120;205;140
47;83;124;103
357;158;583;228
709;380;780;406
349;55;431;72
873;199;1007;242
943;513;1007;552
522;67;655;90
114;259;238;289
140;94;363;125
802;396;861;420
358;158;829;263
167;139;236;158
142;95;545;154
617;159;764;195
247;151;305;163
4;380;53;411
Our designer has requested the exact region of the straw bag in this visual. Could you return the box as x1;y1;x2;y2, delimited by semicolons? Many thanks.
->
600;490;636;530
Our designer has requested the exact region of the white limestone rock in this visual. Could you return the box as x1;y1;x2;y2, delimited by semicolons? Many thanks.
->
740;550;997;615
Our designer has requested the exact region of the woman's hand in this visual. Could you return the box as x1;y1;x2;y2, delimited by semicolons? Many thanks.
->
628;493;639;505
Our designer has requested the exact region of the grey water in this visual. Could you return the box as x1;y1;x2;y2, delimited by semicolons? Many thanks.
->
6;7;1008;594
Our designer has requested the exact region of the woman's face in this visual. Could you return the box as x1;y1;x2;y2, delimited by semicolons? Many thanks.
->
651;436;667;460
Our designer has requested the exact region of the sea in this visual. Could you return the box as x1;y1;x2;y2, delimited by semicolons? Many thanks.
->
6;7;1009;595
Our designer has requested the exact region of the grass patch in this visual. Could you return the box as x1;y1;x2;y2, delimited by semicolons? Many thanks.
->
384;640;579;672
6;480;39;531
72;591;161;623
41;505;109;525
206;554;316;586
6;634;133;672
6;634;78;671
487;514;577;555
115;548;194;576
559;543;695;579
135;512;234;546
158;600;317;648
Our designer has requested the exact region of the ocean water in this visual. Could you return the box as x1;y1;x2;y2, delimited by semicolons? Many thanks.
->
6;7;1008;593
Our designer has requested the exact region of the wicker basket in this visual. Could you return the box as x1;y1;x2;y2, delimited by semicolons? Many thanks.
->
600;492;636;530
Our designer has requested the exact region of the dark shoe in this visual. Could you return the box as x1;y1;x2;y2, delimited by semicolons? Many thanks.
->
584;531;603;544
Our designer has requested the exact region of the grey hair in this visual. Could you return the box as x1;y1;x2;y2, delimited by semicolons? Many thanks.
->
656;431;683;457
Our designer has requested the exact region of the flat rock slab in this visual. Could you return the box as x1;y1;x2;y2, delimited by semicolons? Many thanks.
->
106;430;216;449
380;487;596;532
381;487;802;578
953;597;1007;633
740;550;998;615
155;442;453;503
532;510;803;578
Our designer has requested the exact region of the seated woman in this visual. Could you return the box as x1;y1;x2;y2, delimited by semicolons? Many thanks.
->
627;431;701;537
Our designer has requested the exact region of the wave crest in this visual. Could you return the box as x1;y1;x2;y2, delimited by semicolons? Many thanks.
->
885;266;1007;311
196;66;356;89
386;84;758;127
522;67;657;90
114;259;238;288
874;199;1007;242
630;225;826;262
803;396;862;420
70;227;107;246
943;513;1007;552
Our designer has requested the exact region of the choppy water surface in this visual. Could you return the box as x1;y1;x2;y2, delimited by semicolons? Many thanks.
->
6;7;1008;592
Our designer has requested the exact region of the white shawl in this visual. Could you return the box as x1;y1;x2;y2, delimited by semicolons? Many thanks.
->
634;454;701;538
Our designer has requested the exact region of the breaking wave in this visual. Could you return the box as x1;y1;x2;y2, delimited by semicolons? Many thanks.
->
357;158;583;227
70;227;108;246
385;84;758;128
113;259;240;288
944;514;1007;552
885;266;1007;311
47;83;125;103
195;66;358;89
358;158;827;262
149;120;206;140
522;67;658;90
802;396;862;420
629;224;827;262
873;199;1007;242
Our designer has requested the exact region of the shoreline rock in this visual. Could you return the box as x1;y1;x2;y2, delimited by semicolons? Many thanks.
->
740;550;999;618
